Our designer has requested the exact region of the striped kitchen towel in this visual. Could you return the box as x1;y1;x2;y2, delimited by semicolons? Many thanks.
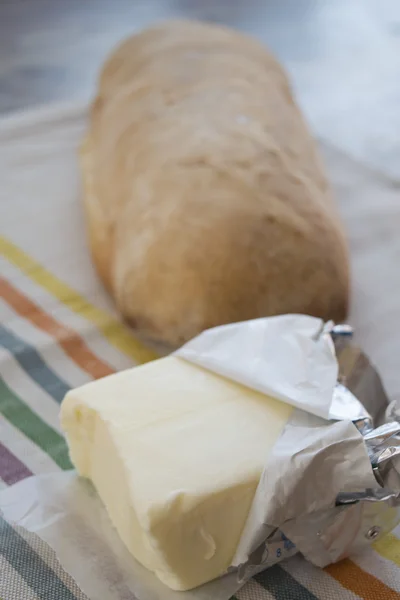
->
1;104;400;599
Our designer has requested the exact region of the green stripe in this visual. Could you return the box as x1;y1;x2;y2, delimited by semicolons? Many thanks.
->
0;379;72;470
0;516;78;600
254;565;319;600
0;325;70;403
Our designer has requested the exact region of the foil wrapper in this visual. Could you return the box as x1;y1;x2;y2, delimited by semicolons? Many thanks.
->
233;323;400;582
1;315;400;600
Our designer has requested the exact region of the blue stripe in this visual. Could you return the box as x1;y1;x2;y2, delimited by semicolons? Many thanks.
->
254;565;319;600
0;325;70;403
0;515;79;599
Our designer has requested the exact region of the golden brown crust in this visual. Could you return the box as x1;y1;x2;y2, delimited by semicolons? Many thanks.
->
82;20;349;348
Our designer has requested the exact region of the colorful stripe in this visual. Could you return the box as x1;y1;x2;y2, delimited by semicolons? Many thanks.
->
233;579;275;600
0;325;70;404
325;558;400;599
354;548;400;596
0;260;133;374
0;379;71;470
13;525;90;600
283;554;361;600
0;516;78;600
0;416;61;476
0;236;158;364
0;441;32;485
0;553;44;600
255;565;319;600
0;351;61;431
236;579;275;600
0;277;114;380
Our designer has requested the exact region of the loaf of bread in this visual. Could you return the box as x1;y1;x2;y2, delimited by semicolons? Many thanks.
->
81;20;349;349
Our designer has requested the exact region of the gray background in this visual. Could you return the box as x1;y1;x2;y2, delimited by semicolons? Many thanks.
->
1;0;400;178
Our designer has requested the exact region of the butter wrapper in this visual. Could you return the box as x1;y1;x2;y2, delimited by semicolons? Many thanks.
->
1;315;400;600
175;314;338;420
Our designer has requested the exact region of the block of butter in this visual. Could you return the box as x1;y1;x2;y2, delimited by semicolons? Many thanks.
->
60;356;292;591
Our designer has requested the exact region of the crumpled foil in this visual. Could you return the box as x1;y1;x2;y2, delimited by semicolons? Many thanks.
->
233;323;400;582
1;316;400;600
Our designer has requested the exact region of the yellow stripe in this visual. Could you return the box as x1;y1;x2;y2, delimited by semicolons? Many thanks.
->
0;236;158;364
374;533;400;568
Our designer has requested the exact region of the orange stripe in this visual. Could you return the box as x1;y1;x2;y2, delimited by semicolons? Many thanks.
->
0;278;114;380
325;559;400;599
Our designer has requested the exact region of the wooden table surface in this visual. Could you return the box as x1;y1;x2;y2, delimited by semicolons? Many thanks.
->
1;0;400;179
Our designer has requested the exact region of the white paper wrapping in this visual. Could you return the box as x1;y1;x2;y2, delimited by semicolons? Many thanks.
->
175;315;338;420
0;473;243;600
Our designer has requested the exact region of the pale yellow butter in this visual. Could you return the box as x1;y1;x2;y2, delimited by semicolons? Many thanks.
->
60;357;291;590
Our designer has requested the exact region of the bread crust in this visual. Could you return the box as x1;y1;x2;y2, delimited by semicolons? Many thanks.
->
82;20;349;348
